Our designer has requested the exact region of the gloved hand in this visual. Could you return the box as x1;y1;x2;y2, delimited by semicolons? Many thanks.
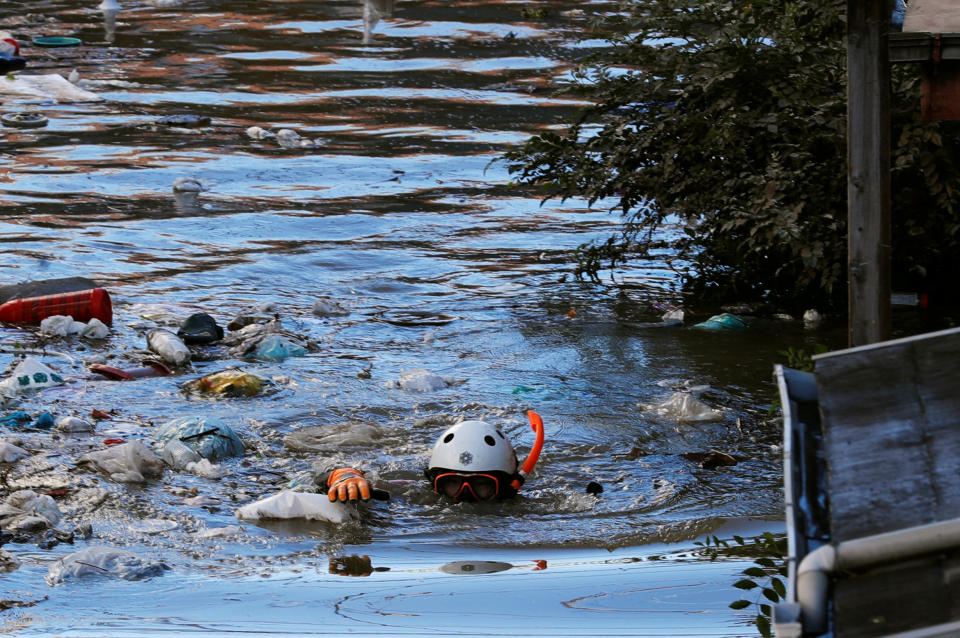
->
327;467;372;502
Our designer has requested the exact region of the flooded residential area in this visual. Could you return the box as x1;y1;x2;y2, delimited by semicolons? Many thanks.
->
0;1;853;635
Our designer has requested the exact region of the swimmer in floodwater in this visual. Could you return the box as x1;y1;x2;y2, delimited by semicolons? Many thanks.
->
322;411;545;504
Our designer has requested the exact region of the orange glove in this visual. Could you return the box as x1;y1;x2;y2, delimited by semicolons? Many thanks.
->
327;467;372;502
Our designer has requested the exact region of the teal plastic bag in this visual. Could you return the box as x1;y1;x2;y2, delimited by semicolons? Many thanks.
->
693;313;747;331
250;335;308;362
153;416;244;461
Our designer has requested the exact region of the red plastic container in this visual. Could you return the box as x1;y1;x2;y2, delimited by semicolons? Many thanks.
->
0;288;112;325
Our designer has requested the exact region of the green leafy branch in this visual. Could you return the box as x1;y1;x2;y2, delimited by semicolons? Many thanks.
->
778;344;829;373
696;532;788;638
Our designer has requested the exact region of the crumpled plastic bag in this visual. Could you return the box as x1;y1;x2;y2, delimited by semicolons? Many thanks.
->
55;415;94;432
81;318;110;339
0;358;65;398
160;439;201;469
78;440;165;483
222;317;315;360
386;368;458;392
185;458;223;479
0;411;32;428
312;297;350;318
661;308;685;322
46;547;170;586
648;392;725;423
181;369;267;396
0;440;29;462
40;315;86;336
160;439;224;478
692;313;746;331
0;410;51;429
250;334;308;362
283;422;388;453
234;490;355;524
0;489;62;531
197;525;244;539
39;315;110;339
153;416;244;462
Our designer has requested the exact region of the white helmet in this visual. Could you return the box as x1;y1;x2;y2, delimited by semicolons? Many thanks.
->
427;420;517;474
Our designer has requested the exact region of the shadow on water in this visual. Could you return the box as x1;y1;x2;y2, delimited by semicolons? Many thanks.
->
0;1;836;635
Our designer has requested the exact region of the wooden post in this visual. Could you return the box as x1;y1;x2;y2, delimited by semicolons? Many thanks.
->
847;0;892;347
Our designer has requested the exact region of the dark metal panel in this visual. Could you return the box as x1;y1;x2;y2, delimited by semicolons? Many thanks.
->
814;328;960;542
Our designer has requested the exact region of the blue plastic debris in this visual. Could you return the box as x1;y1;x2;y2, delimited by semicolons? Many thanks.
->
250;335;307;362
153;416;244;461
33;412;54;429
693;313;747;331
0;411;32;428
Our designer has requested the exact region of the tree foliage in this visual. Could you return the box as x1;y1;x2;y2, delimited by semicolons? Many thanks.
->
697;532;788;638
504;0;960;312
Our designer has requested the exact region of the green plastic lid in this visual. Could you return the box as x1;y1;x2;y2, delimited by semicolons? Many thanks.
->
32;36;83;48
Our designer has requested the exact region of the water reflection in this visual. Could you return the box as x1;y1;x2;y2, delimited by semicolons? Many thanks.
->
363;0;395;45
102;8;118;43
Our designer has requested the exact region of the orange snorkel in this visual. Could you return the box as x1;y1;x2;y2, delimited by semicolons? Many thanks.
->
510;410;545;491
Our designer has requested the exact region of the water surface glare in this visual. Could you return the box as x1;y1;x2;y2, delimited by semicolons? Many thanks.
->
0;1;813;635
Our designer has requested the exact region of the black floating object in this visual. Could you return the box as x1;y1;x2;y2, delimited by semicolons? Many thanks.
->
156;114;212;128
1;112;47;129
586;481;603;495
0;55;26;73
178;312;224;344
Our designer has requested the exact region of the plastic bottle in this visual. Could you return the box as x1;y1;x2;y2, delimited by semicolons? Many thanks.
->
147;329;191;367
0;288;112;325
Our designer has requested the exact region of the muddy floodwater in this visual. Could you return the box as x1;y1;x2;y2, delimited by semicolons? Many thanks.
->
0;1;843;636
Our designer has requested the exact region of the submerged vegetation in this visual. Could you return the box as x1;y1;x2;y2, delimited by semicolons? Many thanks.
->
505;0;960;312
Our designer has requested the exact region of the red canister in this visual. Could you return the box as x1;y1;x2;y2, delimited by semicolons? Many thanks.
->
0;288;112;325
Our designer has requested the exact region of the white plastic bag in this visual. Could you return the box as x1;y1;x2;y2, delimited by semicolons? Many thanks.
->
387;368;456;392
46;547;169;585
78;440;165;483
0;489;61;531
185;458;223;480
649;392;725;423
312;297;349;317
40;315;86;336
661;308;685;322
235;490;355;524
0;441;29;462
160;439;201;470
81;318;110;339
0;358;65;398
197;525;244;539
55;416;94;432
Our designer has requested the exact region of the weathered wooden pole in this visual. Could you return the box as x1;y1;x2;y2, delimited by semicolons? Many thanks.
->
847;0;892;347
